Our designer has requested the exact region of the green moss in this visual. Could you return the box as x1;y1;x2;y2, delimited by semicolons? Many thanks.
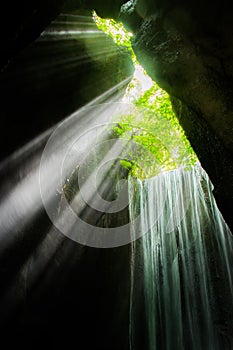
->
94;13;198;179
113;86;198;179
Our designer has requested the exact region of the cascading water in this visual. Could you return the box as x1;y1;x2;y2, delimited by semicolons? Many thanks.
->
129;165;233;350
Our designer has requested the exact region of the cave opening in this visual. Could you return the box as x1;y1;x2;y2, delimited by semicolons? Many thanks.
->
0;2;232;349
94;13;199;180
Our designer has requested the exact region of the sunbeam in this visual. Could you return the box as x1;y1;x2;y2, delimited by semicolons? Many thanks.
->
1;5;232;348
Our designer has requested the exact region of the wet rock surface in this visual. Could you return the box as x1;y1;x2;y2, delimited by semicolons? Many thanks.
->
0;1;233;348
116;0;233;230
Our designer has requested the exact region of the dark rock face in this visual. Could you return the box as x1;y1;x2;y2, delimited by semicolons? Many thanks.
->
0;3;133;348
0;9;133;160
0;0;126;69
54;0;233;230
0;0;66;69
0;0;233;348
113;0;233;230
0;216;131;349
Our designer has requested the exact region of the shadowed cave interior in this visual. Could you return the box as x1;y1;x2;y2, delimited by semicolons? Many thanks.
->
0;1;233;349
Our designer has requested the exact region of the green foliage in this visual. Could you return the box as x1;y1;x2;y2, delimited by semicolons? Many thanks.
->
120;159;133;170
93;12;136;62
93;13;198;179
113;86;198;179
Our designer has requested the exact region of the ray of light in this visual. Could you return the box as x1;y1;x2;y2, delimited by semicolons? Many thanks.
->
0;77;131;244
0;96;135;320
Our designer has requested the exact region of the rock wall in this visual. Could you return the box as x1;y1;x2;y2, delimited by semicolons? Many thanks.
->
0;1;232;348
0;5;133;160
85;0;233;230
2;1;232;228
128;1;233;230
125;1;233;228
0;3;133;348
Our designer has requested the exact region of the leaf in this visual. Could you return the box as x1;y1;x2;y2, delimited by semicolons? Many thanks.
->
120;159;133;170
94;13;198;179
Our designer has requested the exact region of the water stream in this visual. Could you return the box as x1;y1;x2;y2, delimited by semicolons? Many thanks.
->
129;165;233;350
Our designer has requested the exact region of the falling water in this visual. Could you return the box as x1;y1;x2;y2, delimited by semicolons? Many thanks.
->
129;165;233;350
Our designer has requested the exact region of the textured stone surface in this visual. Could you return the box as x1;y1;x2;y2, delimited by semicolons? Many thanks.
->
0;1;233;348
0;5;133;347
0;0;66;69
115;0;233;230
58;0;233;229
0;9;133;160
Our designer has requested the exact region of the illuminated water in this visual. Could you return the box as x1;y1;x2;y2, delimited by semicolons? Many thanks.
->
129;165;233;350
0;12;232;346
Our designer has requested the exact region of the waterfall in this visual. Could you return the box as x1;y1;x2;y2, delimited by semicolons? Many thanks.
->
129;165;233;350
